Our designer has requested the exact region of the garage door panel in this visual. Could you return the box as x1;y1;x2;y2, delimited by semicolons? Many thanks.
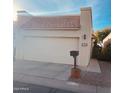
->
23;37;79;64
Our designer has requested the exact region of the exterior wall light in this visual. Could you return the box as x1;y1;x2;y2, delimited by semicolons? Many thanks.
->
84;34;86;40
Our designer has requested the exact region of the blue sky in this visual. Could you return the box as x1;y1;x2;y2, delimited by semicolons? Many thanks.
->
14;0;111;31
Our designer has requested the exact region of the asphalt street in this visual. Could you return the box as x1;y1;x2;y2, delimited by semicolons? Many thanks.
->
13;81;77;93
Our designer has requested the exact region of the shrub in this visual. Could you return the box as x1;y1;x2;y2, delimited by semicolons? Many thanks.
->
92;42;111;62
100;43;111;61
92;28;111;62
92;44;102;58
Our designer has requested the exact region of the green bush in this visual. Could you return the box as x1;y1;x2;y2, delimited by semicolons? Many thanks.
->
100;43;111;61
92;44;102;58
92;43;111;62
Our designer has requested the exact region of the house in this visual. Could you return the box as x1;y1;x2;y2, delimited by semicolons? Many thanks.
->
14;7;93;66
103;33;111;48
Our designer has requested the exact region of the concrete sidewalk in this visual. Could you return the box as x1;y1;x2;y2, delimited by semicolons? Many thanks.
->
13;59;110;93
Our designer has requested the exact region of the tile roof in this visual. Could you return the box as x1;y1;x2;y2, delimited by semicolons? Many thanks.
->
18;15;80;29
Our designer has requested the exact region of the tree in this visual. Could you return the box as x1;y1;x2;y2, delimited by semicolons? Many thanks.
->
95;28;111;42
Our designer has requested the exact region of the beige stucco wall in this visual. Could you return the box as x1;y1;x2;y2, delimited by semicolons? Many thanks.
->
103;33;111;48
78;8;92;66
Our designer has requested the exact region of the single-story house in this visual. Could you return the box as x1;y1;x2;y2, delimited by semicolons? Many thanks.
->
103;33;111;48
14;7;93;66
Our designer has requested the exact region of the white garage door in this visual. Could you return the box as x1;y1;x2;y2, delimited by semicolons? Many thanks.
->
23;37;79;64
